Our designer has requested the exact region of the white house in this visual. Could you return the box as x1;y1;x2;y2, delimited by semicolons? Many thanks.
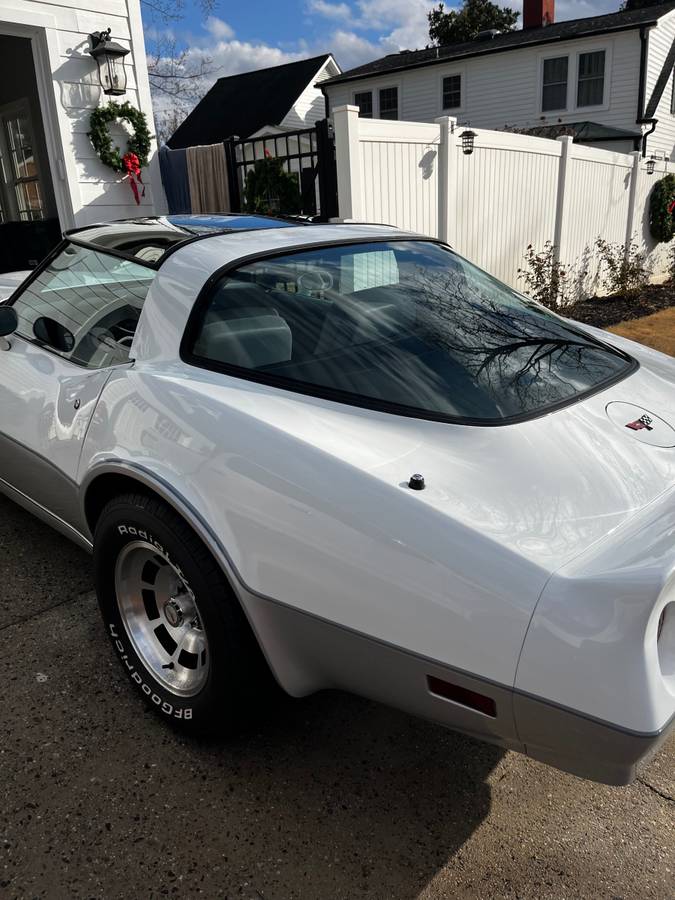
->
0;0;161;274
322;0;675;160
168;54;341;148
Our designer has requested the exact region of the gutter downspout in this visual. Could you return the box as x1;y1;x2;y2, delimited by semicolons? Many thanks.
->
636;24;658;157
640;118;658;156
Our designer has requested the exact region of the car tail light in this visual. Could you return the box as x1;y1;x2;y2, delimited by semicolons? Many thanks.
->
427;675;497;717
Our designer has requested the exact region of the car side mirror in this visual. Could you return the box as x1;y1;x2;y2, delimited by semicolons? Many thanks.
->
33;316;75;353
0;305;17;336
0;305;17;349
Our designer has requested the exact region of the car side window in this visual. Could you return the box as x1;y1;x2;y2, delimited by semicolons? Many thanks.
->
11;242;156;369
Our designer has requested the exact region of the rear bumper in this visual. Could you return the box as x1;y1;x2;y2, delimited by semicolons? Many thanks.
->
243;584;673;785
515;692;675;785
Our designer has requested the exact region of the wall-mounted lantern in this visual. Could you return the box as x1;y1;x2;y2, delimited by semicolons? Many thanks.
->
460;129;476;156
88;28;129;96
646;156;656;176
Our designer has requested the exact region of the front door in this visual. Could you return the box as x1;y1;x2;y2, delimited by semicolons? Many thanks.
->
0;241;157;532
0;34;61;273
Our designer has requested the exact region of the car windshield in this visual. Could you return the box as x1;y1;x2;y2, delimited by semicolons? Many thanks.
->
186;240;634;423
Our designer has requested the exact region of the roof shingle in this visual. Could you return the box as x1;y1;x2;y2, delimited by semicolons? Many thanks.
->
169;54;332;149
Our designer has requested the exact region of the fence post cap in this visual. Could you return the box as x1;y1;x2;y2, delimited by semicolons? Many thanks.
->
556;135;574;145
333;104;360;114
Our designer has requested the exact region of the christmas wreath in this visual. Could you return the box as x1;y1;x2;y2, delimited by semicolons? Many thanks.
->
648;172;675;243
88;101;151;204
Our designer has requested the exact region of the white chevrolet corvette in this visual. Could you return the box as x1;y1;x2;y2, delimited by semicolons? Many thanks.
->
0;214;673;785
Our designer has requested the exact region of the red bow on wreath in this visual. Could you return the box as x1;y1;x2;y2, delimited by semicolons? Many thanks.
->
122;151;145;205
669;198;675;216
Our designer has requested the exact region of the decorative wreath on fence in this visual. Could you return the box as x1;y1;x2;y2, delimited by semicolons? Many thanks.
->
88;102;151;204
648;173;675;243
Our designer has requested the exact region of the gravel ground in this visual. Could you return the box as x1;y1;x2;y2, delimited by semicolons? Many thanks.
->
1;492;673;900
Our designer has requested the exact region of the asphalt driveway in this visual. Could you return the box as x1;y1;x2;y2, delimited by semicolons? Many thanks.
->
1;492;673;900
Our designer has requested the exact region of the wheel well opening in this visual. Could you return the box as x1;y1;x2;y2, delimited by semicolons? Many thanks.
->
84;471;280;691
84;473;153;535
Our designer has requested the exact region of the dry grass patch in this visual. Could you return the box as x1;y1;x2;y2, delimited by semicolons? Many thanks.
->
608;307;675;357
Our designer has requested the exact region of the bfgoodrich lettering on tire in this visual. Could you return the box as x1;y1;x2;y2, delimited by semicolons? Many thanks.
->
93;492;274;732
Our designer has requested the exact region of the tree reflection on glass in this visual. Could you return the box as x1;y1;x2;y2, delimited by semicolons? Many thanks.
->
402;246;625;418
198;241;633;423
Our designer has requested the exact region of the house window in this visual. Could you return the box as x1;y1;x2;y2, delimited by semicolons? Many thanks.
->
542;56;568;111
442;75;461;110
379;87;398;120
577;50;605;107
354;91;373;118
0;100;45;222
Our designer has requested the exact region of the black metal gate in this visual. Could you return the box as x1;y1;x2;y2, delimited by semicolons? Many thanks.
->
224;118;338;220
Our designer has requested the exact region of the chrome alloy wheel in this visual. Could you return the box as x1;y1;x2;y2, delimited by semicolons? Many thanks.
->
114;541;209;696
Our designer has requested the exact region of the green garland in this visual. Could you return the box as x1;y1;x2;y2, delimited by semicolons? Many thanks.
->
648;173;675;243
88;101;151;173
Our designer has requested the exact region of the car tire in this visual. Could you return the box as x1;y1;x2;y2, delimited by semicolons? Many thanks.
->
93;491;274;733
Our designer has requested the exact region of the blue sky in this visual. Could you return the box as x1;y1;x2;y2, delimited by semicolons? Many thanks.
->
146;0;619;98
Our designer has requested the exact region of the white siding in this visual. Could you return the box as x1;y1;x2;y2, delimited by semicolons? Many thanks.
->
281;56;339;130
327;32;642;133
1;0;161;229
645;9;675;160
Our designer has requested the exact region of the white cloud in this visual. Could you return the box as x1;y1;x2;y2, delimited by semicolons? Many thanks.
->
307;0;353;21
204;17;236;40
552;0;617;19
355;0;434;47
151;0;432;126
326;29;383;68
151;0;620;126
489;0;618;21
306;0;435;54
189;39;303;76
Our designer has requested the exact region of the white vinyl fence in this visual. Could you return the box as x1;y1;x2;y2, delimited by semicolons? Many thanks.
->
332;104;675;296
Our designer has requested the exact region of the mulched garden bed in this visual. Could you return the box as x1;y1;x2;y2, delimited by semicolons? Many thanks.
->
568;282;675;329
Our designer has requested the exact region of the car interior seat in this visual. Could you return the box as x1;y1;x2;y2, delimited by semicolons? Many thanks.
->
195;280;293;368
314;285;414;357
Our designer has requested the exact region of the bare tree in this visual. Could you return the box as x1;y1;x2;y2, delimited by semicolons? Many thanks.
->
153;101;191;147
402;262;622;416
142;0;220;143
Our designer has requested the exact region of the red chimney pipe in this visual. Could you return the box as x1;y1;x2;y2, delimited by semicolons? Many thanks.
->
523;0;554;29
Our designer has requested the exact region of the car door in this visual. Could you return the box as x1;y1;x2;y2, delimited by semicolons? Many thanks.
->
0;241;156;533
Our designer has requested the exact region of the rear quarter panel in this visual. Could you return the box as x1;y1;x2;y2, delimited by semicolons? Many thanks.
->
79;363;550;698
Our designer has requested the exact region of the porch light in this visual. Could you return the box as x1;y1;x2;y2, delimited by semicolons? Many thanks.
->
646;156;656;175
88;28;129;96
460;129;476;155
